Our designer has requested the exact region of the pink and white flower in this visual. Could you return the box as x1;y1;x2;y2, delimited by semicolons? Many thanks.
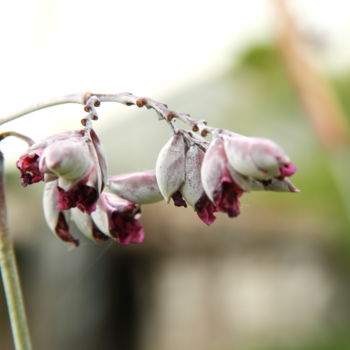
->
155;133;186;205
17;129;107;214
224;135;297;180
201;138;244;218
181;144;217;225
200;134;298;218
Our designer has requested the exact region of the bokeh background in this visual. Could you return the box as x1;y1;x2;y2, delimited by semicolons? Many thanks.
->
1;1;350;349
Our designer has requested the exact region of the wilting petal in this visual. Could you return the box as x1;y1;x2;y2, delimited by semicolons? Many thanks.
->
56;178;99;214
215;172;243;217
171;191;187;207
71;208;109;242
17;151;44;186
91;192;145;245
156;133;186;202
194;193;217;225
108;170;163;204
43;181;79;246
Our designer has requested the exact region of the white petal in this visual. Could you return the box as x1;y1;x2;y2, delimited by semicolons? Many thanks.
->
109;170;163;204
42;181;77;245
70;208;94;240
29;130;82;152
181;145;205;207
250;138;286;177
42;181;60;233
41;139;92;181
224;136;266;179
201;138;227;203
90;198;112;238
155;134;186;201
227;163;254;192
89;129;108;190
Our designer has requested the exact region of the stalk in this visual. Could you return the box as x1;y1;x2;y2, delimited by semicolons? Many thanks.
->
0;151;32;350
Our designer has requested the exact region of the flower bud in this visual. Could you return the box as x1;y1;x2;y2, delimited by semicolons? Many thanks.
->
40;139;92;181
156;133;186;202
224;136;296;180
108;170;163;204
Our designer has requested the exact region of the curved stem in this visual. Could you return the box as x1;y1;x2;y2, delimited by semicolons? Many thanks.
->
0;132;35;146
0;152;32;350
0;93;86;126
0;92;213;136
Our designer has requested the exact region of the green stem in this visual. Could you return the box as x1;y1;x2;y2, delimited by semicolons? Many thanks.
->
0;152;32;350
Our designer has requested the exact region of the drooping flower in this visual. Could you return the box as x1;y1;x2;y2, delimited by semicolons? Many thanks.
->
181;144;217;225
201;137;244;217
91;192;144;245
17;129;107;214
108;170;163;204
155;133;186;204
17;130;81;186
224;135;297;180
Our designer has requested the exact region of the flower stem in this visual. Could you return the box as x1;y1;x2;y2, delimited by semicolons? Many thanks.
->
0;151;32;350
0;92;214;137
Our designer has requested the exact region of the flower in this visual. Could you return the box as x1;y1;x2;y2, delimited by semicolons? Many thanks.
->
181;144;217;225
224;135;297;180
155;133;186;202
201;137;244;218
108;170;163;204
91;192;144;245
201;133;299;219
17;129;107;214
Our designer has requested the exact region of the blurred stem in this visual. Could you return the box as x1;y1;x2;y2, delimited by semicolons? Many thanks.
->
272;0;350;221
0;152;32;350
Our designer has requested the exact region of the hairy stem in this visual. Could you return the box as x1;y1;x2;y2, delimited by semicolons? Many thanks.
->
0;152;32;350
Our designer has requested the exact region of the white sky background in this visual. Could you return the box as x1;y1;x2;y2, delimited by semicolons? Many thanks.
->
0;0;350;162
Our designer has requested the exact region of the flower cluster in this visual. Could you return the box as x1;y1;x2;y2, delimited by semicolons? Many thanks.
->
16;96;298;247
17;129;144;246
152;131;298;225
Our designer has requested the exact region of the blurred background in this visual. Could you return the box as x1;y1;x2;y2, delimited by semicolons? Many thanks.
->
1;0;350;349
